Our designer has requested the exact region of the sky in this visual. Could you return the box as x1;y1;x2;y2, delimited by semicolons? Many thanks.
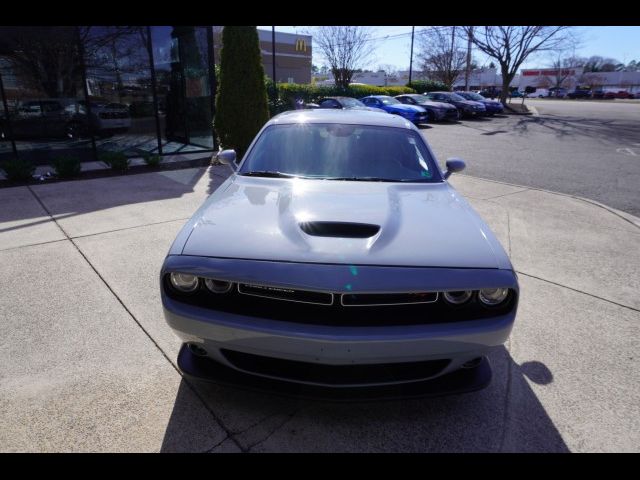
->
257;26;640;72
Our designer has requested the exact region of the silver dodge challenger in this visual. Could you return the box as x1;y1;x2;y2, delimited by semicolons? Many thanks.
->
161;109;518;399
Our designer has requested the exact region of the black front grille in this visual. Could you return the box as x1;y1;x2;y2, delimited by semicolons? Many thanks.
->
221;349;450;385
341;292;438;306
238;283;333;305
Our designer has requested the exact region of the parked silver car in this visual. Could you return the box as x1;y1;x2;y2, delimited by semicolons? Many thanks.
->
161;110;519;399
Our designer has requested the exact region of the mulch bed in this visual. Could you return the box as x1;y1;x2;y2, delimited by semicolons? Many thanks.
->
503;103;532;115
0;156;213;189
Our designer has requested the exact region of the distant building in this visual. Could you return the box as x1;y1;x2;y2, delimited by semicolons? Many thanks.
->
212;27;312;84
518;67;640;93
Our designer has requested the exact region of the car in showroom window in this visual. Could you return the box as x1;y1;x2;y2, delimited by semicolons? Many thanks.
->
160;109;519;399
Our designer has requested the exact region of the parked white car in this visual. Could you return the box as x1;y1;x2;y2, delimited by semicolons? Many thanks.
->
525;88;549;98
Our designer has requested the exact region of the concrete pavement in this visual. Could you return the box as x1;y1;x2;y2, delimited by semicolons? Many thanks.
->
0;166;638;452
424;99;640;217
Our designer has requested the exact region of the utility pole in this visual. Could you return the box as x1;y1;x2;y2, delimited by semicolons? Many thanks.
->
271;26;276;83
409;26;415;85
465;26;473;91
450;26;456;90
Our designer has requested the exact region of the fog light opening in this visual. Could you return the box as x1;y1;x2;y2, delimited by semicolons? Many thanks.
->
462;357;482;369
187;343;208;357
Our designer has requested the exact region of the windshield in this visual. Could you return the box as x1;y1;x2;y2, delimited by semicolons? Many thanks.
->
378;96;400;105
459;92;485;101
239;123;440;183
339;97;366;108
449;93;466;101
411;95;431;103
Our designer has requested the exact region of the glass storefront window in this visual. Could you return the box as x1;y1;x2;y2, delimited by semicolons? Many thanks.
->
0;27;94;165
151;26;214;154
0;25;216;166
82;26;159;159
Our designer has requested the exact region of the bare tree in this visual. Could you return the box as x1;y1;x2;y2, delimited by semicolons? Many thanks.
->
309;27;376;88
462;26;577;104
417;27;467;89
582;55;621;72
0;26;147;100
546;54;583;90
578;72;604;90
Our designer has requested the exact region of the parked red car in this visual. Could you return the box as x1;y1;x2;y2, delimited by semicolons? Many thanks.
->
603;90;635;99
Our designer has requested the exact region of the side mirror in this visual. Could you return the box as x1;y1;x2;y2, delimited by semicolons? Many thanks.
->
216;149;237;171
444;157;466;179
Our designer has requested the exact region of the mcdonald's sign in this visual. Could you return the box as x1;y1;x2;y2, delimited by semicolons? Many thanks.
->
295;38;307;52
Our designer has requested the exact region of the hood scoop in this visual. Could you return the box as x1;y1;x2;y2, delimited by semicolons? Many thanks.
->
299;221;380;238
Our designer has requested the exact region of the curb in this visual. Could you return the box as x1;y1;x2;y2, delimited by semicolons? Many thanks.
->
459;173;640;230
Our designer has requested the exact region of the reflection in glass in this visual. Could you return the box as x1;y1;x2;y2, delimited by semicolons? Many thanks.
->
82;26;159;158
0;26;94;164
151;26;213;153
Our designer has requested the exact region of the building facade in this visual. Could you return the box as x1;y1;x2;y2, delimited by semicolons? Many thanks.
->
518;67;640;93
211;28;312;84
0;26;313;167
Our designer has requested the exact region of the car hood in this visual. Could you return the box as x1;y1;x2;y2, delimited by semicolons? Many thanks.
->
385;104;425;113
180;176;509;269
417;100;455;109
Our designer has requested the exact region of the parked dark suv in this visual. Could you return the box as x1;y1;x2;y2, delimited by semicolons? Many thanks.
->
567;89;592;99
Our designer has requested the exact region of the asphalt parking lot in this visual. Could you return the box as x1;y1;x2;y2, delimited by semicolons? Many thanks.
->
423;99;640;217
1;156;638;451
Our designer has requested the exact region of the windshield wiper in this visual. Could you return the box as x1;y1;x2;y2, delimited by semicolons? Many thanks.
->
328;176;403;182
240;171;299;178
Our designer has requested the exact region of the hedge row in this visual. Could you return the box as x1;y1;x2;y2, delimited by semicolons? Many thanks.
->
406;80;450;94
265;79;417;116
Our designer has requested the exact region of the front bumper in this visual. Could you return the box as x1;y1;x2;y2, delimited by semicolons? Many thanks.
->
161;256;518;390
177;344;492;401
431;109;459;121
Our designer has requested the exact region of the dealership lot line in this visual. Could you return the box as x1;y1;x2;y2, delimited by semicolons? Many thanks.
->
0;165;638;452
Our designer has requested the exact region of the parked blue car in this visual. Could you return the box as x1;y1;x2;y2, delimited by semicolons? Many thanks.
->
360;95;429;125
455;91;504;116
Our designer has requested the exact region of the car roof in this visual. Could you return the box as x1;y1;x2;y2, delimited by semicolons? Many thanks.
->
321;96;354;100
268;109;416;129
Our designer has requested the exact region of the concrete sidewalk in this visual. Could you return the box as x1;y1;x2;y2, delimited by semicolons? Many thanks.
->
0;166;638;452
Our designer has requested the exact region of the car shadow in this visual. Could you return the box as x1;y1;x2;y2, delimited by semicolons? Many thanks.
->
160;346;570;452
462;116;492;122
432;120;462;126
0;163;231;239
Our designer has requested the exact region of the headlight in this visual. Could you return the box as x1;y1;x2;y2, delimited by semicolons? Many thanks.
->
169;273;199;293
204;278;233;294
443;290;473;305
478;288;509;306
